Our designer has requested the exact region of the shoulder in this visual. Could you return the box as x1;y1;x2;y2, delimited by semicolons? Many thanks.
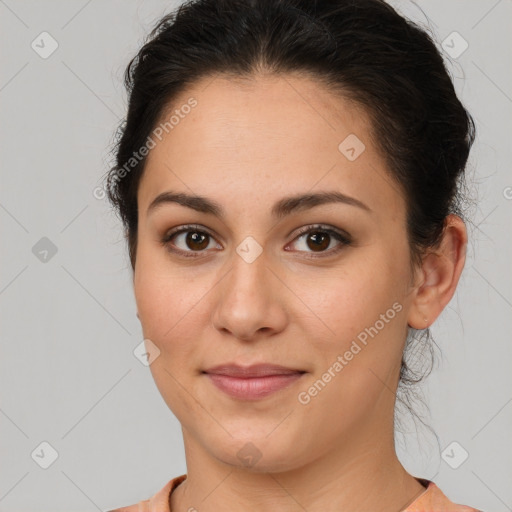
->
405;480;483;512
107;474;187;512
106;505;142;512
106;499;149;512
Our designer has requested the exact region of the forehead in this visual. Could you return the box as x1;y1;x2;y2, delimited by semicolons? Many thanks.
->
137;73;405;223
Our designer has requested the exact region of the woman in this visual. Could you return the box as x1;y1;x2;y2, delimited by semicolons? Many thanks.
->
105;0;480;510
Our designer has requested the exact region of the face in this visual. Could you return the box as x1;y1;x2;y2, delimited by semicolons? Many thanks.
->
133;73;418;472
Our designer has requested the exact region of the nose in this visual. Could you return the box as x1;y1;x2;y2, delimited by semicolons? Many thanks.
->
211;248;288;342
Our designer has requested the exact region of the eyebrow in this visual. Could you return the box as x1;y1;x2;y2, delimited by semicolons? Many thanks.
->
147;190;371;219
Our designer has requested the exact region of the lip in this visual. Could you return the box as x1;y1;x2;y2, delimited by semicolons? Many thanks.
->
203;363;305;377
202;364;306;400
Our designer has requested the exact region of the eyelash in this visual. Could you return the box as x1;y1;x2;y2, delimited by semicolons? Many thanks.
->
160;224;352;259
160;223;352;259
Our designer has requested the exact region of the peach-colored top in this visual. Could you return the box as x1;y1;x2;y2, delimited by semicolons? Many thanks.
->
107;475;482;512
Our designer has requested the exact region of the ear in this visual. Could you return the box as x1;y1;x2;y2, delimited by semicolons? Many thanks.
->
407;214;467;329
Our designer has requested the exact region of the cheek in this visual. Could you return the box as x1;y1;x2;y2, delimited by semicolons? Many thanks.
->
134;244;185;343
133;245;216;357
292;255;408;429
133;249;206;418
294;243;410;385
300;259;404;339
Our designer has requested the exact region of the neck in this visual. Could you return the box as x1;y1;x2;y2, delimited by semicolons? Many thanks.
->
170;421;426;512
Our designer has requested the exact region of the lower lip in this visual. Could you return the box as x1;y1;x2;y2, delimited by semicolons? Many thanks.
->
205;373;304;400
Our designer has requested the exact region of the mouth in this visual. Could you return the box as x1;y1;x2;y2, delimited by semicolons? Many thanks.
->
202;363;307;400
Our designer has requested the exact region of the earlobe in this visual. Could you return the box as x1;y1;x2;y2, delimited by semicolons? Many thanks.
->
407;215;467;329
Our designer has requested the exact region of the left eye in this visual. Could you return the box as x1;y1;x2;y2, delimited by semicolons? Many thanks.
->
286;226;351;257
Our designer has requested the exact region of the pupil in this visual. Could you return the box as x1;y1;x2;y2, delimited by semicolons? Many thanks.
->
308;232;329;251
187;231;208;250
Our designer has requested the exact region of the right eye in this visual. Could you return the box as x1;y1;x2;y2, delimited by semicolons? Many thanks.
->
160;224;222;258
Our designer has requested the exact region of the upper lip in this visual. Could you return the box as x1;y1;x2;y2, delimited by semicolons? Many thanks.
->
203;363;306;378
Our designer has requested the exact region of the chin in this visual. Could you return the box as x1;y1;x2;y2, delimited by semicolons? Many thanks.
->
204;429;309;473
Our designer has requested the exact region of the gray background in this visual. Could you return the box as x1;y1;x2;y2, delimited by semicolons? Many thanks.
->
0;1;511;511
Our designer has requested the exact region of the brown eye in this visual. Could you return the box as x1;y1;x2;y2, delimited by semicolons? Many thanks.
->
305;231;331;252
287;225;352;258
184;231;210;251
161;225;220;257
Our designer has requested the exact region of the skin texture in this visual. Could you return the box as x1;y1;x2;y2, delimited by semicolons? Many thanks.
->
132;73;467;512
